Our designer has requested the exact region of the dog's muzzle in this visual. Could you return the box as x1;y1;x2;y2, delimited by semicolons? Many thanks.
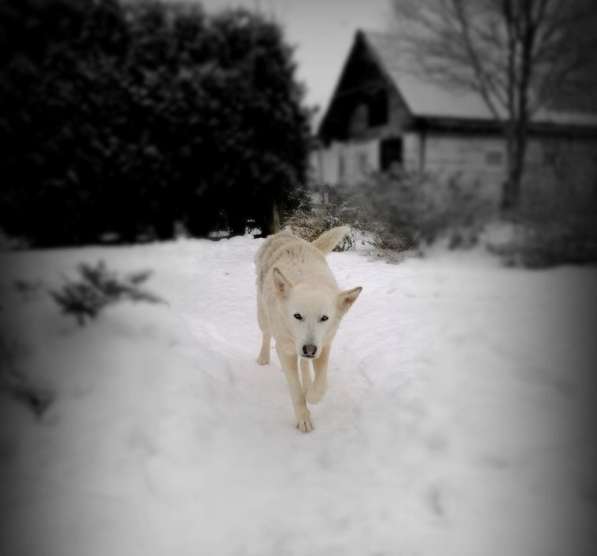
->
302;344;317;358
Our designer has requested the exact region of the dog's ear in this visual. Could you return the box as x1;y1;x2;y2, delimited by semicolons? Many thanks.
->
272;267;292;298
337;286;362;313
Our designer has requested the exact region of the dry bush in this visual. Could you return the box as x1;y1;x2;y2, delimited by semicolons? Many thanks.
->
283;197;356;251
297;170;495;256
488;191;597;267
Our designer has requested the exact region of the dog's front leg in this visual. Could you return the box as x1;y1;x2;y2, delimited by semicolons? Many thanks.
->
300;357;313;395
277;347;313;433
256;333;271;365
307;345;329;404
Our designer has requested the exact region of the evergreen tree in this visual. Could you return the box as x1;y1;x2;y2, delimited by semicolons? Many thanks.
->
0;0;310;245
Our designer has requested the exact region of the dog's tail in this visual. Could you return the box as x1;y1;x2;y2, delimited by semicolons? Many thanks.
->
311;225;350;255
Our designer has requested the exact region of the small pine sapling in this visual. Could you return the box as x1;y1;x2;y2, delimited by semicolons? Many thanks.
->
50;261;163;325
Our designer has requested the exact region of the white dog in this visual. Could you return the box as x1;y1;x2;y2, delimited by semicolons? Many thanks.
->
255;226;362;432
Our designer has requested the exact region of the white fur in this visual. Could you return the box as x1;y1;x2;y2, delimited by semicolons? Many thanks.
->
255;226;362;432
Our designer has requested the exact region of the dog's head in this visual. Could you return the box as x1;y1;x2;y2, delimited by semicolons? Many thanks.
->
272;267;362;359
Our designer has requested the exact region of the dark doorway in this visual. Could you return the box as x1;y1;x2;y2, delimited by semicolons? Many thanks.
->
380;137;403;171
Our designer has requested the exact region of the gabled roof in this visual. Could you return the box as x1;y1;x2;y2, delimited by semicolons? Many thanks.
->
362;31;492;121
322;29;597;132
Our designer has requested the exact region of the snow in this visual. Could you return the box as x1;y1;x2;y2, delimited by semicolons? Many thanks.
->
1;237;596;556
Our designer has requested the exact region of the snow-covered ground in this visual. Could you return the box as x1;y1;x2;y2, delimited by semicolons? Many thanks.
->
1;237;596;556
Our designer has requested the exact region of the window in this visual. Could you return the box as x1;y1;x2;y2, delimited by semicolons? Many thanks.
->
349;103;368;136
486;151;503;166
369;89;388;127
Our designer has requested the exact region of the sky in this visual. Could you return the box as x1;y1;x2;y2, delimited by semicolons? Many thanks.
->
165;0;393;116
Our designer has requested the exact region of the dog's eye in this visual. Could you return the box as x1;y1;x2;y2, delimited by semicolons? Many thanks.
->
320;315;328;322
293;313;303;320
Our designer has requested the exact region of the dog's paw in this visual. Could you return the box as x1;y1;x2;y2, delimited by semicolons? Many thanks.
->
295;410;314;433
256;354;270;365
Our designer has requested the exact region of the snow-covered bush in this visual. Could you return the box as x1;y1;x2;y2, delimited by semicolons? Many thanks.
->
49;261;163;326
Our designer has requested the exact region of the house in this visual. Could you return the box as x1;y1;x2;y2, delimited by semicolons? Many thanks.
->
313;30;597;208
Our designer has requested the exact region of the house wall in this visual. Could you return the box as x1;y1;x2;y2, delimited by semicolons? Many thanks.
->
419;132;597;208
312;132;506;190
313;139;379;187
403;132;423;171
420;133;506;206
311;132;597;208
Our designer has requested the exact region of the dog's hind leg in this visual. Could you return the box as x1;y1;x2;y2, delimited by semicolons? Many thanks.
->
307;345;329;404
300;358;312;395
277;347;313;433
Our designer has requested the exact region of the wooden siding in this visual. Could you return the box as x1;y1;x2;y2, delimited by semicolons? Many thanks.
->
311;131;597;208
313;139;379;186
419;133;597;207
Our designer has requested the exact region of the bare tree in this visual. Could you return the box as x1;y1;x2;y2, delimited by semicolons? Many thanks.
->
392;0;597;210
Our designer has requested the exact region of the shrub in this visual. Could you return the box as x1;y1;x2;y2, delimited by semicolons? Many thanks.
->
480;171;597;267
487;210;597;268
356;170;497;249
283;196;355;251
293;170;496;257
49;261;163;325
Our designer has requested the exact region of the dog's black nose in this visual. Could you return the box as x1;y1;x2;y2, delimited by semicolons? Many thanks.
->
302;344;317;357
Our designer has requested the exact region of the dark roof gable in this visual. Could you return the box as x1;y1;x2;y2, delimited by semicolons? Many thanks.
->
318;30;403;141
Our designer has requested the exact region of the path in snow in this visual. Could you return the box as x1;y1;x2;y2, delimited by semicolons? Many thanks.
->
1;237;596;556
